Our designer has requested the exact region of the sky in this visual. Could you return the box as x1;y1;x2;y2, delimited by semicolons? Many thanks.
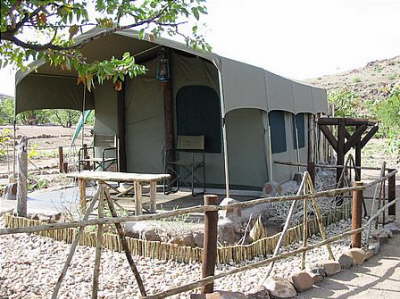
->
1;0;399;97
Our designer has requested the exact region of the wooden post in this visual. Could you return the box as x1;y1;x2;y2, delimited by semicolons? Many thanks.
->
62;162;68;173
92;185;104;299
307;115;315;185
17;136;28;217
117;81;127;172
51;188;100;299
58;146;64;173
337;120;345;186
161;49;176;183
103;188;147;296
355;132;362;181
351;181;363;248
79;178;87;212
149;181;157;213
134;181;143;215
388;170;396;216
301;196;308;269
201;194;219;294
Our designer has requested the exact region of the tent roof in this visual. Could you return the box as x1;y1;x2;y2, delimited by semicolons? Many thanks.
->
15;28;328;115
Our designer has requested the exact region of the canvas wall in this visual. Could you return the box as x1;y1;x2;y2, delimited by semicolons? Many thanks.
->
92;51;315;190
125;59;166;173
226;109;269;189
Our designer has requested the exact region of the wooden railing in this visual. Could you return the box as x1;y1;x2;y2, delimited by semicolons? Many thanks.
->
0;167;397;299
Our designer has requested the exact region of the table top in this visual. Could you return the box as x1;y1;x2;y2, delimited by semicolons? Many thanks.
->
67;171;170;182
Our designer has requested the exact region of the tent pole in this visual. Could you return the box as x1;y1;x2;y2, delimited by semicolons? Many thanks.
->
13;81;17;178
263;112;274;184
293;114;301;173
81;88;86;148
117;80;127;172
216;66;230;198
161;49;175;176
13;119;16;177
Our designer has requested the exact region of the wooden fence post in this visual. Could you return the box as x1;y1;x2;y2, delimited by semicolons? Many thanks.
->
17;136;28;217
201;194;219;294
307;114;315;186
79;178;87;212
62;162;68;173
388;170;396;217
58;146;64;173
351;181;363;248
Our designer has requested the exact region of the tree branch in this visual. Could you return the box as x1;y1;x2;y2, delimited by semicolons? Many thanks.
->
2;4;182;53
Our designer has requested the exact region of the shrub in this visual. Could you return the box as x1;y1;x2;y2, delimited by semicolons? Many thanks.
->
328;89;361;118
0;98;14;125
374;88;400;157
0;128;11;158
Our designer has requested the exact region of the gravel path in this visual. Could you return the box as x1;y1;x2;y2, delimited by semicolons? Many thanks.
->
299;233;400;299
0;217;366;299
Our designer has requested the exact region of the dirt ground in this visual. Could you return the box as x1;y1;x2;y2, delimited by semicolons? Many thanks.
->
299;232;400;299
0;125;93;176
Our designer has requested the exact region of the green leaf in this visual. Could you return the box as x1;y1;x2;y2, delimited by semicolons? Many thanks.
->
191;7;200;20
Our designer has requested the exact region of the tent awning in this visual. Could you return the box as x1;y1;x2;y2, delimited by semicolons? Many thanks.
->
14;28;328;116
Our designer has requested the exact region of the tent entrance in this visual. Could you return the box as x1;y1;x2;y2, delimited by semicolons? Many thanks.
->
176;85;222;154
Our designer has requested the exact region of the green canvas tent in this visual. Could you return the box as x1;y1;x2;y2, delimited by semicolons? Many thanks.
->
15;28;328;196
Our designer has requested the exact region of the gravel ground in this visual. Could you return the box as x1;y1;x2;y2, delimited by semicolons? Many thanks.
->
0;216;373;299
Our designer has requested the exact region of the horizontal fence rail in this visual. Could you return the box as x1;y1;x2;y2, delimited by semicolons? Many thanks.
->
0;185;367;236
144;197;399;299
274;160;398;172
3;201;352;264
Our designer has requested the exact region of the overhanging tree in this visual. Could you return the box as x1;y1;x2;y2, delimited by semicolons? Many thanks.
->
0;0;209;88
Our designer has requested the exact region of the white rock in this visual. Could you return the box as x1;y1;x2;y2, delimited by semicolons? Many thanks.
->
262;277;297;298
290;271;314;292
343;248;367;265
320;261;341;276
219;197;242;219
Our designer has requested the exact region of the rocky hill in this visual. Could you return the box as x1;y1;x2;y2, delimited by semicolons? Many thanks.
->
0;93;13;101
306;55;400;103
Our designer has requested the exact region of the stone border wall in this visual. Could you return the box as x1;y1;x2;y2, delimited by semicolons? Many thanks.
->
3;201;351;264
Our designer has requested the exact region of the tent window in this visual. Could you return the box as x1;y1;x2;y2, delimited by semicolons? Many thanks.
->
176;85;221;153
292;114;305;149
269;111;287;153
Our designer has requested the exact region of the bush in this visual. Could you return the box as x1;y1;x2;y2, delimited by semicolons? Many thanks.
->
374;88;400;156
328;89;363;118
0;128;11;159
0;98;14;125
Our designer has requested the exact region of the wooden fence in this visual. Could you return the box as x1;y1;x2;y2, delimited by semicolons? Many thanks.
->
3;200;351;264
0;167;397;299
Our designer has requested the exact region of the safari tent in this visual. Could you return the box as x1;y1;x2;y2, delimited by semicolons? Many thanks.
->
14;28;328;195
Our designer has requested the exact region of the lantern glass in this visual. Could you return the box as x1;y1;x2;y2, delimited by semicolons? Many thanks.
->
156;55;170;82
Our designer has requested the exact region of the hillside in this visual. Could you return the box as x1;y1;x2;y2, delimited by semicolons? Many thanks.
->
306;55;400;103
0;93;12;101
306;55;400;165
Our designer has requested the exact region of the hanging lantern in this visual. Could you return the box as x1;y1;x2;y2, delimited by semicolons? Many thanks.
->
114;80;123;91
156;49;170;82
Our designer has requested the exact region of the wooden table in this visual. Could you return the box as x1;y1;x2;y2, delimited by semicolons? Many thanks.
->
67;171;170;215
